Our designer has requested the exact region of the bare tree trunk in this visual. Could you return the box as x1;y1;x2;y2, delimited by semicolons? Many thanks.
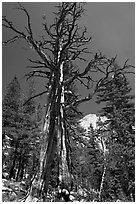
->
16;154;24;181
98;137;107;202
25;76;57;201
56;61;71;192
24;36;73;202
9;141;18;179
25;64;72;201
98;165;106;201
38;41;72;200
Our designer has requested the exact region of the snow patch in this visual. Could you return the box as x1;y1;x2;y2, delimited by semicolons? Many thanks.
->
79;114;107;130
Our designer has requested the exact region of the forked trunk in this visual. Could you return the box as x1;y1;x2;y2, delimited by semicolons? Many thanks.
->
25;40;72;202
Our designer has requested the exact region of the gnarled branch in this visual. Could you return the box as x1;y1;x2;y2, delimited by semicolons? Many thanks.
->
23;90;48;105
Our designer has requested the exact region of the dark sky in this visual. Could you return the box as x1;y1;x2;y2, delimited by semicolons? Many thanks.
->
2;2;135;115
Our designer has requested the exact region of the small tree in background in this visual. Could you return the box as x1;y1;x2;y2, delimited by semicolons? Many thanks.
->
16;79;41;182
2;76;22;179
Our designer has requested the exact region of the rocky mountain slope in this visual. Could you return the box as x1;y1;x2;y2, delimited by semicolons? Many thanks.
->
79;114;107;131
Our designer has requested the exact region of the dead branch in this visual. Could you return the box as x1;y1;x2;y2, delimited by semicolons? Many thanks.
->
43;21;57;40
73;93;95;106
28;58;47;65
2;16;26;37
79;60;94;77
26;36;51;68
3;4;51;68
26;70;50;80
15;3;33;38
63;72;79;86
2;35;23;45
27;65;46;69
23;90;48;105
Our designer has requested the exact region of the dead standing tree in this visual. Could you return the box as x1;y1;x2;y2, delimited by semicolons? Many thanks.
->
3;2;134;201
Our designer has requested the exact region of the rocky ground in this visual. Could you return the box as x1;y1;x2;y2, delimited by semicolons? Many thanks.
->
2;178;28;202
2;178;98;202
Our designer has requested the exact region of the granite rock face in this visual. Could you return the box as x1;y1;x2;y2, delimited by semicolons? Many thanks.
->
79;114;107;131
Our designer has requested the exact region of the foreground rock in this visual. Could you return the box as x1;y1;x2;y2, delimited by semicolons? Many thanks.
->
2;179;27;202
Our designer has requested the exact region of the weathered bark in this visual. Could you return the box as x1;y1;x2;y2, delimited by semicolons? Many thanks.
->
16;154;24;181
25;82;57;201
25;53;72;201
9;160;16;179
38;42;72;200
57;63;71;190
9;141;18;179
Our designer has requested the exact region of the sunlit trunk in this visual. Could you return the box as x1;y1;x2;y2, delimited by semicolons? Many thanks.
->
57;61;71;192
98;165;106;201
98;137;107;201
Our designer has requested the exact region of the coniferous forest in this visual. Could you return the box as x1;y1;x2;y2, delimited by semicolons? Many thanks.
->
2;2;135;202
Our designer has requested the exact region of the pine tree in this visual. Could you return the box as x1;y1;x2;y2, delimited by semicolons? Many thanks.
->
15;79;41;182
96;64;135;201
2;77;41;182
3;76;21;133
2;76;22;179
